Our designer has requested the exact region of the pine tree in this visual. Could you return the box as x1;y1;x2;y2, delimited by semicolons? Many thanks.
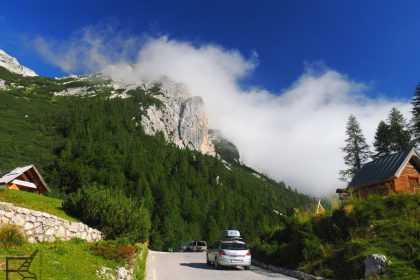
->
339;115;372;182
387;107;413;152
373;121;391;158
411;84;420;146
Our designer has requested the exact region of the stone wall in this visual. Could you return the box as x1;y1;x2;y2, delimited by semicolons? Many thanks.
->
0;201;103;243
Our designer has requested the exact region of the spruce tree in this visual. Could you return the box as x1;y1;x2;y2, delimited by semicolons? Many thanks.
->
411;83;420;146
373;121;391;158
387;107;412;152
339;115;372;182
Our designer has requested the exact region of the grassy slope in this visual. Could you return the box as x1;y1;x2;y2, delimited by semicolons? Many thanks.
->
0;240;122;280
306;194;420;279
0;189;78;222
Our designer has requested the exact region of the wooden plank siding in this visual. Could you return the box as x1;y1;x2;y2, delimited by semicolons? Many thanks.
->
394;161;420;193
351;180;393;198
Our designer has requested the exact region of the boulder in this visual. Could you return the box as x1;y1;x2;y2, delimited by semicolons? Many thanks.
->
364;254;391;277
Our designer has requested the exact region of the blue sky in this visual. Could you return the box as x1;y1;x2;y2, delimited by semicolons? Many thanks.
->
1;0;419;100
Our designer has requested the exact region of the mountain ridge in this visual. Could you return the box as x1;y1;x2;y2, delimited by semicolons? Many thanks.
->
0;49;37;77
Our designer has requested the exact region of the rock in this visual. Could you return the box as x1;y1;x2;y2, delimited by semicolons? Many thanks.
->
140;78;215;155
0;50;37;76
23;222;34;230
179;96;213;154
364;254;391;277
42;213;51;218
55;226;66;238
31;211;42;217
5;211;14;218
11;214;25;226
45;227;55;236
0;79;5;89
117;267;128;279
1;216;10;224
0;202;14;211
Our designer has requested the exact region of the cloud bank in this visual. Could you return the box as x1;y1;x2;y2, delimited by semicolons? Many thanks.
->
33;29;412;196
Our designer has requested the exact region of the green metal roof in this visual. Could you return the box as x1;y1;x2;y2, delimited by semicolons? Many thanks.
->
349;147;420;188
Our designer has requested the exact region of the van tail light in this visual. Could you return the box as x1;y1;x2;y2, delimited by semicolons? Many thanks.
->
218;250;225;255
246;251;251;256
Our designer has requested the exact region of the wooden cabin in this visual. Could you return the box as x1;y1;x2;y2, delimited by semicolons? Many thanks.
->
0;165;50;194
343;148;420;198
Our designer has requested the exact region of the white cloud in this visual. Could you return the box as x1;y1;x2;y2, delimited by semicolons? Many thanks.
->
34;30;412;196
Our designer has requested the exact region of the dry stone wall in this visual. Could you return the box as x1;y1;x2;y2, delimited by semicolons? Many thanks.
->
0;201;103;243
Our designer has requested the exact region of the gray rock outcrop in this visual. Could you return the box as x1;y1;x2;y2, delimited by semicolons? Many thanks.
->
0;201;103;243
141;78;215;155
0;50;37;77
364;254;391;277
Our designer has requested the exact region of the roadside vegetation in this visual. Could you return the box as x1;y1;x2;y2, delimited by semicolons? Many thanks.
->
0;238;136;280
253;194;420;279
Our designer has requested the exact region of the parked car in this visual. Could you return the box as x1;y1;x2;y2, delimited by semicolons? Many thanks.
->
178;241;207;252
206;239;251;270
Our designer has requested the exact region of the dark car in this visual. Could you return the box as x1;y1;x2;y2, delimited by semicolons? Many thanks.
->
179;241;207;252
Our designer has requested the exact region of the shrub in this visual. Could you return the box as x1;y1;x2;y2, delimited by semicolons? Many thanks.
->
63;185;151;243
91;240;136;264
0;224;26;248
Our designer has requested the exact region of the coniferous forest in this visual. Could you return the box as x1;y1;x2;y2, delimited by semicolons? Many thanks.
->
0;67;312;250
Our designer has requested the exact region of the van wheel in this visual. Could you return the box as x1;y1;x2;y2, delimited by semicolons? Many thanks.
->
244;266;251;270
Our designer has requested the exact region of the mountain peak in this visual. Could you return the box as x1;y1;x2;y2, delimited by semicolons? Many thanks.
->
0;49;37;77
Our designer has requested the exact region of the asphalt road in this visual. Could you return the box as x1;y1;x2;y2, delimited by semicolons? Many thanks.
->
145;250;297;280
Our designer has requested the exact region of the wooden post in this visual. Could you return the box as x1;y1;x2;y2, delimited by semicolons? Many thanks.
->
316;199;326;214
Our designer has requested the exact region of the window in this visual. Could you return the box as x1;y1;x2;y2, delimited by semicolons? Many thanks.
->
221;243;248;250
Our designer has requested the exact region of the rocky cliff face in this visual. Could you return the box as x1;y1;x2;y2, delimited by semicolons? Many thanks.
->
0;50;37;77
140;78;215;155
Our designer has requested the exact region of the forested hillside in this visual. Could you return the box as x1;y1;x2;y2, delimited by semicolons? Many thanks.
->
0;66;312;250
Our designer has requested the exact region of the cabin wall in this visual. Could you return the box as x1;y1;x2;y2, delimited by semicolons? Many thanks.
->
351;181;392;198
394;161;420;193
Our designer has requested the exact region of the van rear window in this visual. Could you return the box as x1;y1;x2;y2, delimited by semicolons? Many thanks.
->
221;243;248;250
197;242;206;246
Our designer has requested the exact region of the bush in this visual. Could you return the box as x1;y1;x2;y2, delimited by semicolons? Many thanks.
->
91;240;136;264
0;224;26;248
63;185;151;243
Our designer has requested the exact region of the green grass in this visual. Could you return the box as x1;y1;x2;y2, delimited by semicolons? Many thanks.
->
0;189;78;222
134;243;148;280
0;239;123;280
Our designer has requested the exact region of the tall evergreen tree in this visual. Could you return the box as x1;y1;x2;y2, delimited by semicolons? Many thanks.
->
411;83;420;146
387;107;413;152
339;115;372;182
373;121;391;158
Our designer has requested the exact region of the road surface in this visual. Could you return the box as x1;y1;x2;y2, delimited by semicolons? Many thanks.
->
145;250;297;280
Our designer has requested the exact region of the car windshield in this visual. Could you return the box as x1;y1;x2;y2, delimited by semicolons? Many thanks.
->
221;243;248;250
